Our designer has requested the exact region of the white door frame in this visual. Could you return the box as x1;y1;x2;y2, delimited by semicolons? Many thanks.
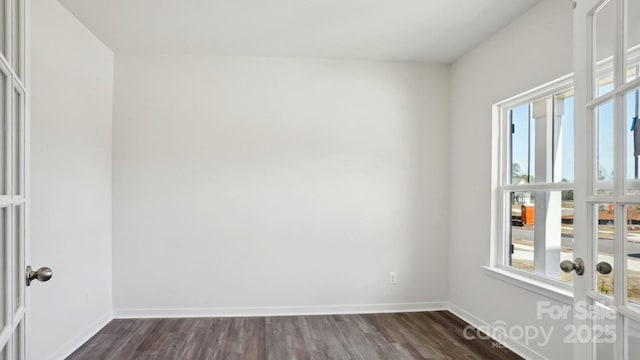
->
573;0;640;358
0;0;28;359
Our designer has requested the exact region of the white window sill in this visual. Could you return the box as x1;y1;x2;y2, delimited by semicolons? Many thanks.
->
483;266;573;305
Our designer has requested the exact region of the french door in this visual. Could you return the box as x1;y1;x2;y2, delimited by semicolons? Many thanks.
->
572;0;640;358
0;0;26;359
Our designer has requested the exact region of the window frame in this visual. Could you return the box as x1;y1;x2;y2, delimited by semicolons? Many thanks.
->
491;74;575;292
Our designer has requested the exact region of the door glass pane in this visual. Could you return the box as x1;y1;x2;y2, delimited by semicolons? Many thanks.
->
596;102;615;190
0;69;6;196
12;204;22;314
554;90;575;183
594;301;617;359
559;190;575;283
628;317;640;359
11;0;21;81
0;207;6;334
510;103;535;184
625;0;640;82
594;0;616;97
627;205;640;304
12;86;21;196
597;188;616;196
0;0;5;63
11;320;23;360
597;203;615;295
627;87;640;185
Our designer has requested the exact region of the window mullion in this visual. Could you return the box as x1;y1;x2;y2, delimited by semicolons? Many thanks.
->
502;183;574;192
533;97;562;278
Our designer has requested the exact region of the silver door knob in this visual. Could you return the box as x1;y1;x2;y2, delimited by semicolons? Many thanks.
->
560;258;585;275
596;261;613;275
26;266;53;286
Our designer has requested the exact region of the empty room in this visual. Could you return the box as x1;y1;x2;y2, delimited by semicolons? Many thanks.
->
1;0;639;359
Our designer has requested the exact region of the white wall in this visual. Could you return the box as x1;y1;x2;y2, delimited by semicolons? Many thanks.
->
30;1;114;359
112;55;450;315
449;0;573;359
29;0;576;357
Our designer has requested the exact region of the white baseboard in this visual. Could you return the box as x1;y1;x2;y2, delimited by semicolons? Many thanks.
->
113;301;448;319
447;303;549;360
46;311;113;360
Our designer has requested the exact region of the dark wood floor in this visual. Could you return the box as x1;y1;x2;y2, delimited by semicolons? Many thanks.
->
67;311;522;360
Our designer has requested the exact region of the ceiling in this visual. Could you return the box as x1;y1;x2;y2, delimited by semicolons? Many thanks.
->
58;0;540;63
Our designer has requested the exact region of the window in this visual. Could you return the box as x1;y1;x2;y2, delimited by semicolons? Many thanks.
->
493;75;575;285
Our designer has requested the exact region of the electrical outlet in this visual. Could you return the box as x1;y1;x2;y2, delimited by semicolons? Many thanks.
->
389;272;397;284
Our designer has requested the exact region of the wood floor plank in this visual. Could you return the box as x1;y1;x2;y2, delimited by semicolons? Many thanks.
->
66;312;522;360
